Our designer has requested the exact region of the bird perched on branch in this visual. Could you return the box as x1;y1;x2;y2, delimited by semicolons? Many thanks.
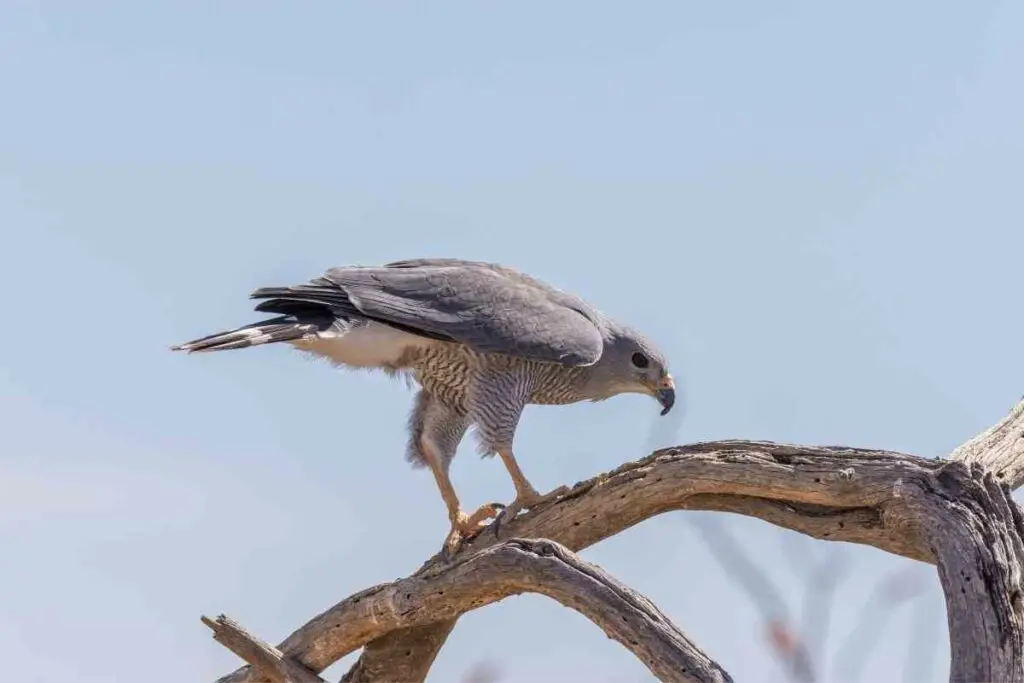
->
172;258;675;555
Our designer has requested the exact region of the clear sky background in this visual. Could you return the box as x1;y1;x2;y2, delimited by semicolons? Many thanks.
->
1;2;1021;682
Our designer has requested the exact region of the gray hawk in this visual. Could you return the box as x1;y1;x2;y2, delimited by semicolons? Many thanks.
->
172;258;675;554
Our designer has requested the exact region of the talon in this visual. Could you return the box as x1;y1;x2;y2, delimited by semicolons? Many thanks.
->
491;485;569;538
463;502;504;531
443;503;505;558
492;502;523;539
442;527;465;561
492;513;504;538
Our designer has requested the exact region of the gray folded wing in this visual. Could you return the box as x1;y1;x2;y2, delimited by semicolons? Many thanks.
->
324;260;605;366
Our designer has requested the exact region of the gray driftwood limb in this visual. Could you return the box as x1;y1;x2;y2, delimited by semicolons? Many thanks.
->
338;619;456;683
210;398;1024;683
201;615;325;683
213;539;728;683
949;399;1024;488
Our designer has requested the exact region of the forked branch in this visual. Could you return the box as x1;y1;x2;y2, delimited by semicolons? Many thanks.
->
207;538;730;683
208;398;1024;683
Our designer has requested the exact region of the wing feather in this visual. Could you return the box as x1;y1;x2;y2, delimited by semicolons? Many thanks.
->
325;260;604;366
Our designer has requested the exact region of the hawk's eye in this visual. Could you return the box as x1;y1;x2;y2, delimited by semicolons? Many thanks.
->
630;352;649;369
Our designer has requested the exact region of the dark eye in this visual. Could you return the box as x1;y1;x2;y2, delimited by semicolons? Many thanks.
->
631;352;649;369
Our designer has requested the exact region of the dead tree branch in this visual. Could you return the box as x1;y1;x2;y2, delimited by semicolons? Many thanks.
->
208;398;1024;683
208;538;730;683
338;620;456;683
949;399;1024;488
202;615;325;683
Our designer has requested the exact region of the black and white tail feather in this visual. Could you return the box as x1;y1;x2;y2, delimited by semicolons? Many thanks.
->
171;280;424;396
170;281;348;354
169;315;331;353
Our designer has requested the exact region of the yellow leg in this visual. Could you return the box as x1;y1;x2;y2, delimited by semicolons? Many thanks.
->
497;449;568;521
421;438;502;555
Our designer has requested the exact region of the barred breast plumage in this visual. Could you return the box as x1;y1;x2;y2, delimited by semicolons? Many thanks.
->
400;342;592;416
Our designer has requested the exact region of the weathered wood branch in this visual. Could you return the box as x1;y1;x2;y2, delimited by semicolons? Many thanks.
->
338;619;456;683
949;399;1024;488
202;615;325;683
209;398;1024;683
920;464;1024;680
213;538;730;683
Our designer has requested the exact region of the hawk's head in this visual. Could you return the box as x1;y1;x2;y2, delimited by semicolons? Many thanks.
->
585;322;675;415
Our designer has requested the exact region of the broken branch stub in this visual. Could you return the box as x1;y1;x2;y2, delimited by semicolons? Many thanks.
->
202;615;325;683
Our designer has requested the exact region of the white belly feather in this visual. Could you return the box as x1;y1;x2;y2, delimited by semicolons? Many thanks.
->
289;321;430;368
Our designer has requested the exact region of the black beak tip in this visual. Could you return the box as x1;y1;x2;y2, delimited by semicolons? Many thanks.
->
657;387;676;416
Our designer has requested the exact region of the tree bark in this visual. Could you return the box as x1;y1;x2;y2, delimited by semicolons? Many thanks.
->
207;399;1024;683
202;615;325;683
949;400;1024;488
338;619;456;683
915;465;1024;680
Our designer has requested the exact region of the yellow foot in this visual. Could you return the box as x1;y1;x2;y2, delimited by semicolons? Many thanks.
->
441;502;505;560
492;484;570;537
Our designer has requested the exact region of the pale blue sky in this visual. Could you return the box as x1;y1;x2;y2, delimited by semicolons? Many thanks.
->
1;2;1021;681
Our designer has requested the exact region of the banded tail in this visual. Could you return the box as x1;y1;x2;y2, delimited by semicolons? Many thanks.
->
171;315;338;353
171;280;356;353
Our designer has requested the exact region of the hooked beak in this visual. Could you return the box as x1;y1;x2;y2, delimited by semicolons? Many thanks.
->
655;374;676;416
